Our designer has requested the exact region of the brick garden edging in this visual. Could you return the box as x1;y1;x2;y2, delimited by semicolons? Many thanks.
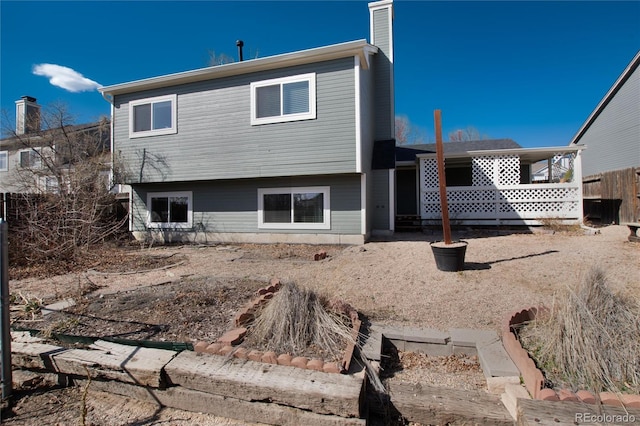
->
501;306;640;408
193;278;361;375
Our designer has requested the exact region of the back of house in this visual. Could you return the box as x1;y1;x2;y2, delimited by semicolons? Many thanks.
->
100;0;396;245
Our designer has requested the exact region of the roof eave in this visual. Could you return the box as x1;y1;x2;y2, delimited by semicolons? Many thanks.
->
569;50;640;146
416;145;585;161
99;39;377;97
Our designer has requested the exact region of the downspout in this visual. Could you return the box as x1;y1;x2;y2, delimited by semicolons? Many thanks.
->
100;92;116;191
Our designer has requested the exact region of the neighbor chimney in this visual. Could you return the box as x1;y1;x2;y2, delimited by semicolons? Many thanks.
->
369;0;394;141
15;96;40;135
236;40;244;62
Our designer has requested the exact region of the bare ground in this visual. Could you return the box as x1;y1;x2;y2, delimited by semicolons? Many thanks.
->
3;225;639;425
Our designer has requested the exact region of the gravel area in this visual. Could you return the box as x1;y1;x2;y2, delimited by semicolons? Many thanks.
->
5;224;639;425
11;225;639;333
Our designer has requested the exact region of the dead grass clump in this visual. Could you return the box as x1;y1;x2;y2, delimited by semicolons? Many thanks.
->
537;217;582;234
244;282;356;362
519;266;640;393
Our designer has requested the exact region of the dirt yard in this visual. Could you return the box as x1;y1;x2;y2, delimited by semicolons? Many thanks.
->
3;224;639;425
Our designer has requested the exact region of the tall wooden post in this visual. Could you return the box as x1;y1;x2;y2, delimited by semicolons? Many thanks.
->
434;110;452;245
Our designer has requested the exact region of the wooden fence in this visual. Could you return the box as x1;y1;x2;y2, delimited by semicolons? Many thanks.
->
582;167;640;224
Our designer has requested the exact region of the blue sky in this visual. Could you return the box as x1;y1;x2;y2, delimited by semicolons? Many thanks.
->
1;1;638;147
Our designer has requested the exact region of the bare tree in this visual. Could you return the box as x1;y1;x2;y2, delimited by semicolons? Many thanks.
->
1;102;127;267
207;50;236;66
395;115;429;145
447;126;489;142
207;46;260;66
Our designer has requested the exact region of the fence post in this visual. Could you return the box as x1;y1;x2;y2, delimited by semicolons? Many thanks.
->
0;219;11;402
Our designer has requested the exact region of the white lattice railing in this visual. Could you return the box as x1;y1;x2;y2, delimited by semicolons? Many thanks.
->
419;152;583;225
420;184;581;224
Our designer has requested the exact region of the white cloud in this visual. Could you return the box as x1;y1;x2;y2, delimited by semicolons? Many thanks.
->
32;63;102;93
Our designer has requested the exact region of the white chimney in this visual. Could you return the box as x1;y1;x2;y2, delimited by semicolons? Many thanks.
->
15;96;41;135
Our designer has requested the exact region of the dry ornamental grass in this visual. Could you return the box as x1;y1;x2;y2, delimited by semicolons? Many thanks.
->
519;266;640;394
242;282;357;363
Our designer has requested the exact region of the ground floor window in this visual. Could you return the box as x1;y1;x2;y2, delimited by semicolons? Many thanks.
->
147;191;192;228
258;186;330;229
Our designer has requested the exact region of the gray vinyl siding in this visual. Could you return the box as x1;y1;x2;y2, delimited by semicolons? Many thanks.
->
371;7;393;141
0;150;22;193
359;64;374;235
575;65;640;177
130;174;362;235
113;58;357;184
359;64;375;175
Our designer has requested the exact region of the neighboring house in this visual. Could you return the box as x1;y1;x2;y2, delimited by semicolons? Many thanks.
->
99;0;395;245
531;155;573;183
0;96;111;219
569;51;640;224
396;140;584;226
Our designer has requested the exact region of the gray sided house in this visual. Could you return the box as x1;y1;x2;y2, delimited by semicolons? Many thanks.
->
100;0;396;245
570;51;640;223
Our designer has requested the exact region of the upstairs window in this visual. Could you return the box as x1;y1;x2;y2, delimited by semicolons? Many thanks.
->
0;151;7;171
250;73;316;125
147;191;192;229
19;148;41;168
129;94;177;138
258;186;330;230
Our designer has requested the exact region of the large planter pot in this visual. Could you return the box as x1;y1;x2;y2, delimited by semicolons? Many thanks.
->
430;241;468;272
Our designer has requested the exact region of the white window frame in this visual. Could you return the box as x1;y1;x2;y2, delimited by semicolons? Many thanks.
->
129;94;177;138
257;186;330;230
18;148;42;168
250;73;316;125
0;151;7;171
146;191;193;229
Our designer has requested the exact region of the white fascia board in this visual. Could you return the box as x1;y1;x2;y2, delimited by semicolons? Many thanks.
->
415;145;584;160
100;40;377;97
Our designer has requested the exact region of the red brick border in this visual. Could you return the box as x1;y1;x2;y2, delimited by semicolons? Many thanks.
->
502;306;640;408
194;278;361;374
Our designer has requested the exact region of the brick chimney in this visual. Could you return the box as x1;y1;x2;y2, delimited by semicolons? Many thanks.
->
15;96;40;135
369;0;394;141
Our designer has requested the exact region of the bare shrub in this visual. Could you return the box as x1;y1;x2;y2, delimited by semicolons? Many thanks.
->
244;282;356;362
519;266;640;393
3;103;128;268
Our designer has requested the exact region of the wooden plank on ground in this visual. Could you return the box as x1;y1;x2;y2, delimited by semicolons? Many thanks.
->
164;350;364;418
388;381;513;426
11;341;67;371
517;397;640;425
77;379;366;426
52;340;177;388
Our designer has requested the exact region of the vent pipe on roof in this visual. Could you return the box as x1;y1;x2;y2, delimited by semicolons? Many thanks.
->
236;40;244;62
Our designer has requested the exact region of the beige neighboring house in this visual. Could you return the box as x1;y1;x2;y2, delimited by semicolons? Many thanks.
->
0;96;111;219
